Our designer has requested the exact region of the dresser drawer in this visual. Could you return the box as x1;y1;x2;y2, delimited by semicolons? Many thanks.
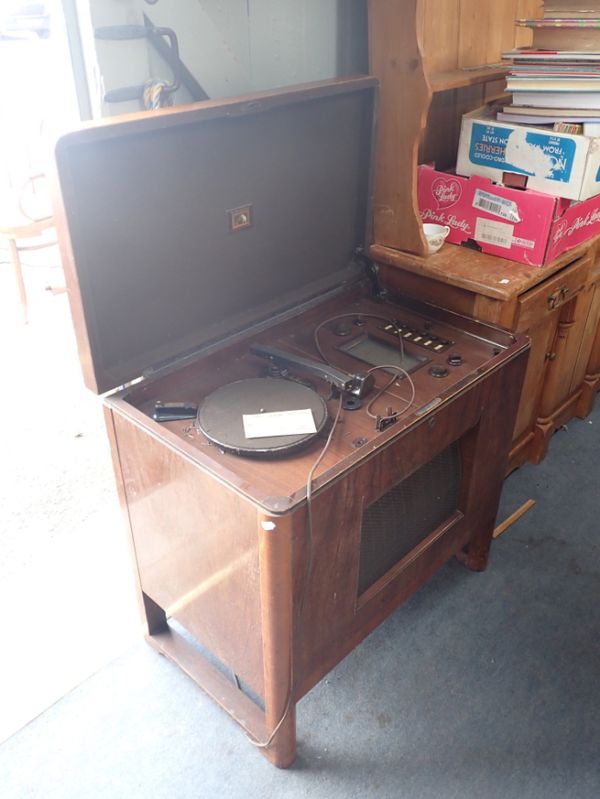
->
516;256;591;332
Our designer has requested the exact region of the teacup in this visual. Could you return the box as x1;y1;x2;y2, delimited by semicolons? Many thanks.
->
422;223;450;255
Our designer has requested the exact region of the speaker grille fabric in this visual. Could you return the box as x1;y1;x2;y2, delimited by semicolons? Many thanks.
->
357;441;462;596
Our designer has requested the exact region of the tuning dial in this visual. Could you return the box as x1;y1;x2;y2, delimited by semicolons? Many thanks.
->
447;354;463;366
429;365;449;378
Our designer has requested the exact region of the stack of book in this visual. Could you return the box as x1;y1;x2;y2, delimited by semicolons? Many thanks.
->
433;4;600;266
501;2;600;131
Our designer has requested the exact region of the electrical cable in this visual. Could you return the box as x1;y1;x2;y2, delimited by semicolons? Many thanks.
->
248;311;416;749
314;312;416;424
247;394;345;751
364;364;416;423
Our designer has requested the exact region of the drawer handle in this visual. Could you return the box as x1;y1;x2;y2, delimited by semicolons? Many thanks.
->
545;351;557;361
547;286;569;309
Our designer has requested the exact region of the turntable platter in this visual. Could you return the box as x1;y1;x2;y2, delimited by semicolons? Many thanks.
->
197;378;328;456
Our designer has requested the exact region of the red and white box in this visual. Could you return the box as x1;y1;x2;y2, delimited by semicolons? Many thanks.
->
418;164;600;267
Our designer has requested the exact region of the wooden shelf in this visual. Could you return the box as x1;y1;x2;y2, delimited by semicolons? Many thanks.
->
429;65;510;93
368;0;540;256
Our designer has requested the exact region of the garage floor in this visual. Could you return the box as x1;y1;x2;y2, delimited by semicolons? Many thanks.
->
1;255;599;798
0;251;140;745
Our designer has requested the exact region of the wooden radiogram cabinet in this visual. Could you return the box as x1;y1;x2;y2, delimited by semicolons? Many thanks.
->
53;78;529;767
367;0;600;470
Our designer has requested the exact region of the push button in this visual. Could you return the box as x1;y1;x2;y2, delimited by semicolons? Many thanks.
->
447;354;463;366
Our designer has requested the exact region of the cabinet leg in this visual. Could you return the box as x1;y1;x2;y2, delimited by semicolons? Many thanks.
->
531;416;554;464
141;591;168;635
456;521;493;572
258;512;297;767
260;701;297;768
576;375;600;418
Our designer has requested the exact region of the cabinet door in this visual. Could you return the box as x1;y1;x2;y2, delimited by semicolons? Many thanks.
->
513;256;590;447
583;304;600;387
576;265;600;417
537;295;583;419
565;273;600;398
515;256;589;333
537;267;600;420
512;312;559;442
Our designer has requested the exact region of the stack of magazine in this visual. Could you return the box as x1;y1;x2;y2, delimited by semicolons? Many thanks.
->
501;1;600;134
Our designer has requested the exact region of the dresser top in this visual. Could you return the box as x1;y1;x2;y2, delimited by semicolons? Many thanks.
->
370;238;597;302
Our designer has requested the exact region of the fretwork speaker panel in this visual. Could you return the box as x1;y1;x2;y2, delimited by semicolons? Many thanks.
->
358;440;462;596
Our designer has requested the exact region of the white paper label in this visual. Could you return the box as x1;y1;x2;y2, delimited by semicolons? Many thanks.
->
475;217;514;249
473;189;521;223
512;236;536;250
243;408;316;439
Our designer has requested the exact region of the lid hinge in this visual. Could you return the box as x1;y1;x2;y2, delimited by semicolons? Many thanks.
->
353;247;387;302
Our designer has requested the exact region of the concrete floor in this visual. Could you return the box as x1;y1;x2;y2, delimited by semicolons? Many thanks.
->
0;251;140;744
1;254;599;798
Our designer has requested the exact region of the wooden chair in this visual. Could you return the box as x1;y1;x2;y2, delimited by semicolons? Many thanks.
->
0;174;56;323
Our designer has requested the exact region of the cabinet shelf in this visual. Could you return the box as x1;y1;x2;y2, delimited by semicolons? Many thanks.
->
429;65;510;93
370;239;595;302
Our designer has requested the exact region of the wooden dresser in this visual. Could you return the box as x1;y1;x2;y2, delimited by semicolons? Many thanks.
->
368;0;600;471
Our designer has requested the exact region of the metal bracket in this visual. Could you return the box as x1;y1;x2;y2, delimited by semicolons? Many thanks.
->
354;247;387;302
94;24;181;103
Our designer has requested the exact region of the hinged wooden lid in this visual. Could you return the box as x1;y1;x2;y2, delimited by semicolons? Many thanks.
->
52;77;377;394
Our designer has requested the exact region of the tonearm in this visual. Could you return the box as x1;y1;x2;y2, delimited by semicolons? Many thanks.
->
250;343;375;401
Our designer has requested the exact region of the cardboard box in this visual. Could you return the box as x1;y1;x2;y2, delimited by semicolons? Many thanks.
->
456;106;600;202
418;165;600;266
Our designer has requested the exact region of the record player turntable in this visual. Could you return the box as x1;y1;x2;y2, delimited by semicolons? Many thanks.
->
53;77;529;767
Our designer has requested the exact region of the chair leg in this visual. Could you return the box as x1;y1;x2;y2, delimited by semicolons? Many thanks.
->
7;238;28;324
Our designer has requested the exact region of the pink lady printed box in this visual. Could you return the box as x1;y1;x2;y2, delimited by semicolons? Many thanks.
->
418;165;600;267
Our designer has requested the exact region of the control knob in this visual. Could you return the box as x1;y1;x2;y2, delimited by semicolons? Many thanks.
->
333;322;352;336
428;365;449;378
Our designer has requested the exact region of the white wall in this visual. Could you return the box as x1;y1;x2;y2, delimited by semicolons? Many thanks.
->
148;0;341;98
149;0;252;98
0;6;81;192
77;0;152;116
248;0;340;91
75;0;367;116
